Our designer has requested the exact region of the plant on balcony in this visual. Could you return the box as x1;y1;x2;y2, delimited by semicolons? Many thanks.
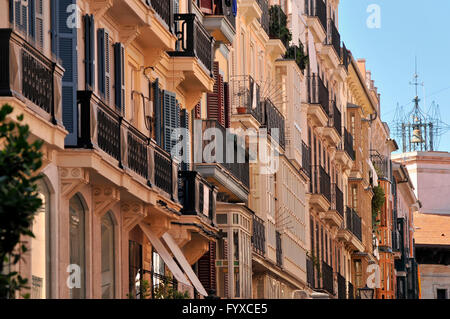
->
285;42;309;71
0;104;44;299
153;276;190;299
306;251;322;279
372;185;385;235
269;5;292;48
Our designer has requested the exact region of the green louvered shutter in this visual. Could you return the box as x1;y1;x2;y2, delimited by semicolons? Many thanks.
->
163;90;180;156
28;0;35;40
180;109;191;171
153;79;163;147
35;0;44;48
84;14;95;90
114;43;125;113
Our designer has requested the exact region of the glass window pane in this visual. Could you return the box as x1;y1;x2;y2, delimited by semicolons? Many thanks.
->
101;212;115;299
69;195;85;299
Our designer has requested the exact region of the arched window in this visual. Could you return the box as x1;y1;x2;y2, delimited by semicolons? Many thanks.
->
69;194;86;299
101;212;115;299
31;181;50;299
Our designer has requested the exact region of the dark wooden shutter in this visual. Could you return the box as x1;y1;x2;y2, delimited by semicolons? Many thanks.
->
52;0;78;145
224;82;231;128
194;102;201;119
163;90;180;155
180;109;191;171
207;62;225;127
199;0;213;14
97;29;106;97
9;0;13;24
35;0;44;48
84;14;95;90
197;241;217;293
114;42;125;113
153;79;162;147
28;0;35;40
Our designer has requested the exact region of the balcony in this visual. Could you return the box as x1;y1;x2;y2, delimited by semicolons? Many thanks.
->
305;74;329;127
252;215;266;256
194;120;250;202
307;257;316;288
371;154;392;182
276;231;283;267
264;98;286;150
324;183;344;228
199;0;236;44
348;282;354;299
341;42;350;72
344;128;356;161
168;14;215;109
240;0;269;34
259;0;270;35
304;0;327;42
230;75;264;129
337;273;346;299
0;29;65;148
321;261;334;295
322;101;342;147
310;166;331;212
337;207;364;252
319;19;341;69
301;141;312;179
346;207;362;242
77;90;178;199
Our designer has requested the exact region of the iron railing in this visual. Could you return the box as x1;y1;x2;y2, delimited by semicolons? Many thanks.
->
307;74;329;116
330;101;342;136
344;128;356;161
321;261;334;295
258;0;270;35
371;154;392;181
0;29;62;124
265;98;286;149
337;272;346;299
149;0;173;29
252;215;266;256
312;166;332;204
178;171;217;223
230;75;264;124
341;42;350;70
305;0;327;33
170;14;214;75
77;90;178;197
348;282;354;299
307;257;315;288
276;231;283;267
346;207;362;242
199;120;250;189
302;141;312;178
327;19;341;58
332;183;344;218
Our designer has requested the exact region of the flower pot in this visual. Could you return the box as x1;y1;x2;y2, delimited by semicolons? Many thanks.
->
237;107;247;114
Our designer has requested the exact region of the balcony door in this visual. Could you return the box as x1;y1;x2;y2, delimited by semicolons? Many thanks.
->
101;212;115;299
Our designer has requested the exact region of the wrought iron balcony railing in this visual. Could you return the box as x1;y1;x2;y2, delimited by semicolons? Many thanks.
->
230;75;264;124
148;0;173;29
327;19;341;59
312;166;332;204
348;281;354;299
329;101;342;136
345;207;362;242
341;42;350;71
344;128;356;161
178;171;217;224
258;0;270;35
264;98;286;149
332;183;344;218
371;154;392;182
307;256;316;288
321;261;334;295
0;29;63;125
252;215;266;256
276;231;283;267
307;74;330;116
302;141;312;178
77;90;177;198
337;272;346;299
169;14;215;75
199;120;250;189
305;0;327;33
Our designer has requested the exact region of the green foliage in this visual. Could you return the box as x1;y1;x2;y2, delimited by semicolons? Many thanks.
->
269;5;292;48
372;185;385;234
0;104;43;299
306;251;322;279
285;43;309;71
153;277;190;299
127;279;152;299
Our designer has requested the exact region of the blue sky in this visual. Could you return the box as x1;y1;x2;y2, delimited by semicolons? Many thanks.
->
339;0;450;152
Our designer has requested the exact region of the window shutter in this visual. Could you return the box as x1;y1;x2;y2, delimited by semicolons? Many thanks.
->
114;42;125;113
197;242;217;293
9;0;13;24
153;79;163;147
207;62;225;127
180;109;191;171
28;0;35;41
21;1;28;34
199;0;213;14
84;14;95;90
224;82;231;128
163;90;180;155
35;0;44;48
194;102;201;119
105;32;111;103
97;28;106;97
52;0;78;145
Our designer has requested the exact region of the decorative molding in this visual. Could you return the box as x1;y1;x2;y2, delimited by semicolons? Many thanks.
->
93;186;120;217
60;168;89;199
88;0;113;19
122;202;147;231
119;25;141;47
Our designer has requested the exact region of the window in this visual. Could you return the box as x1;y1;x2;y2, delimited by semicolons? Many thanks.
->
352;185;358;211
437;289;448;299
101;212;115;299
129;240;142;298
351;113;355;147
240;31;246;75
69;194;86;299
354;260;362;288
31;181;50;299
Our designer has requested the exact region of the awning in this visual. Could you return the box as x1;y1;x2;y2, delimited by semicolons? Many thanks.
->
162;232;208;297
138;223;191;287
308;31;318;74
368;159;379;187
